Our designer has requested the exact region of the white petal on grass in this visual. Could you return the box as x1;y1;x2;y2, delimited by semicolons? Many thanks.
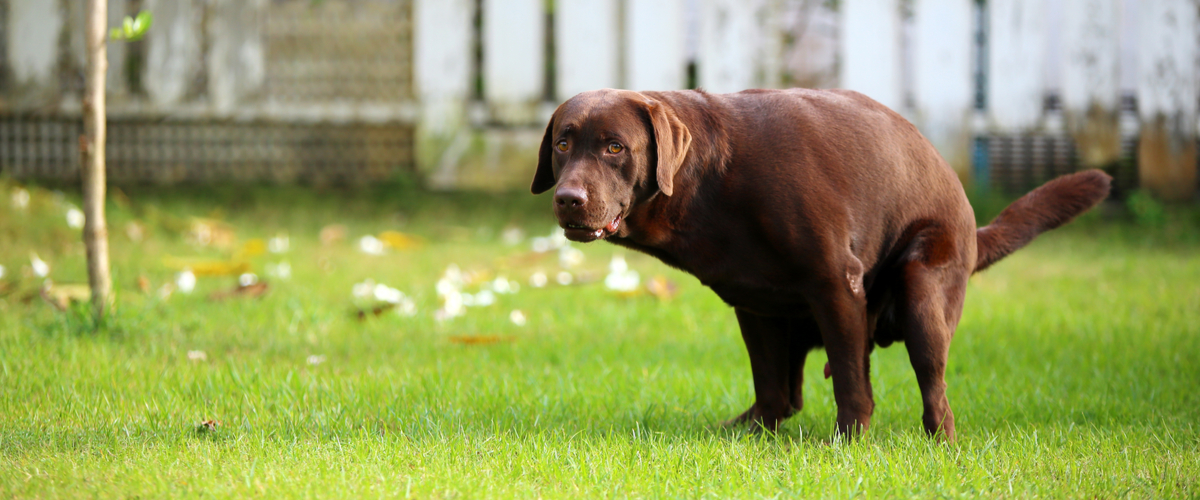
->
266;261;291;280
0;264;5;279
11;188;30;210
471;290;495;307
66;207;85;229
531;237;551;253
307;355;326;366
359;235;385;255
529;271;548;288
559;245;585;268
509;309;527;326
491;276;518;294
125;222;144;242
604;254;641;292
396;298;417;316
176;269;196;293
556;271;573;286
374;283;404;304
501;227;525;246
238;273;258;287
268;234;290;253
187;350;207;361
352;280;375;299
30;253;49;277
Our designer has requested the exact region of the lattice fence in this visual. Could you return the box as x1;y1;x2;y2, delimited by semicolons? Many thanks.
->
0;0;416;185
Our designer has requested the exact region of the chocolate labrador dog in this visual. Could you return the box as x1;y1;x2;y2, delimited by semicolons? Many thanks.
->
531;88;1110;441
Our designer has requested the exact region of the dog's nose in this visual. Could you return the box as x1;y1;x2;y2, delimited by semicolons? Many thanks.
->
554;186;588;208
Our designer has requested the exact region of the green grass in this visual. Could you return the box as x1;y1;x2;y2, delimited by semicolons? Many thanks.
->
1;179;1198;498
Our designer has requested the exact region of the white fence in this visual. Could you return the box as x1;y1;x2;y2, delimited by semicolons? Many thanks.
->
1;0;1197;196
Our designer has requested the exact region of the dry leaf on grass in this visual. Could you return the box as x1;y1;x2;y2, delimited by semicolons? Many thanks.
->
448;335;513;345
208;281;269;301
195;420;220;433
40;283;90;311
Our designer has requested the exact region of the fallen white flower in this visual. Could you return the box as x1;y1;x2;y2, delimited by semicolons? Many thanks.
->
529;271;548;288
374;283;404;304
268;234;290;253
238;273;258;287
266;261;291;280
307;355;326;366
30;253;49;277
490;276;518;294
559;245;585;268
471;289;495;307
359;235;385;255
11;188;30;210
396;297;417;316
66;207;85;229
0;264;5;279
187;350;207;361
352;279;375;299
501;227;525;246
604;254;641;292
509;309;527;326
556;271;573;286
176;269;196;293
125;222;144;242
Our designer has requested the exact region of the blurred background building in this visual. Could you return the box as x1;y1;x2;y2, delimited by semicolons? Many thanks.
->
0;0;1195;199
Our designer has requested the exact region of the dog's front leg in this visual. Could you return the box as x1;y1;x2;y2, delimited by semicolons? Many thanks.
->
726;309;796;431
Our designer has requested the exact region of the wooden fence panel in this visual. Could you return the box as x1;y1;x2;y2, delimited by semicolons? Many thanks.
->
1137;0;1198;200
913;0;973;174
841;0;903;111
987;0;1046;132
625;0;687;91
1062;0;1121;168
556;0;619;100
483;0;544;124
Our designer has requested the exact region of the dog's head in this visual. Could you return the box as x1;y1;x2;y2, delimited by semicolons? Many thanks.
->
532;89;692;243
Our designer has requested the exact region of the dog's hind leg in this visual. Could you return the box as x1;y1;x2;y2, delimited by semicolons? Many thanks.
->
897;260;968;442
809;282;875;439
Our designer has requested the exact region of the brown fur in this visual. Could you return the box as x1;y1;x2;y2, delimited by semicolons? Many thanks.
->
533;88;1111;441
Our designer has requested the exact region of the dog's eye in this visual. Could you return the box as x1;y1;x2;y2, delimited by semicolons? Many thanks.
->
556;140;568;152
607;143;623;154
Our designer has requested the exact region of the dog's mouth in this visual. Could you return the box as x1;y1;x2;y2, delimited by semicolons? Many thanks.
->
561;214;622;242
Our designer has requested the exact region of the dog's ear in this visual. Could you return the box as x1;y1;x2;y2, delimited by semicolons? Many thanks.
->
646;100;692;197
531;116;558;194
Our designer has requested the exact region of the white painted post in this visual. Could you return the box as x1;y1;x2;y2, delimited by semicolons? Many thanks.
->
7;0;61;94
556;0;619;100
483;0;545;124
1062;0;1121;168
913;0;973;175
699;0;765;94
987;0;1047;132
625;0;687;91
840;0;903;112
1137;0;1198;200
208;0;266;114
414;0;473;182
143;0;203;106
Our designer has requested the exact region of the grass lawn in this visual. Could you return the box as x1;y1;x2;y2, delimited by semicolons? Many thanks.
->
1;179;1198;498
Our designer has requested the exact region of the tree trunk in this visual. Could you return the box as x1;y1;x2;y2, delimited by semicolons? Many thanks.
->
82;0;112;320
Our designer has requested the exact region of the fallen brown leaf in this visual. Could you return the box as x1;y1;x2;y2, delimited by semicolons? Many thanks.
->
137;275;151;293
208;281;269;301
448;335;514;345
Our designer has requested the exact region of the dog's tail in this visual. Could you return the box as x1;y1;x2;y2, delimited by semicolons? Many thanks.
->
974;169;1111;273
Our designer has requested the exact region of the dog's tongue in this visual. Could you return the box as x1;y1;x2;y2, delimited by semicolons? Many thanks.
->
604;216;621;234
824;362;831;379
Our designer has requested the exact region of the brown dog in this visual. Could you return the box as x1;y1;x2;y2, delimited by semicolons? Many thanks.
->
532;88;1110;441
